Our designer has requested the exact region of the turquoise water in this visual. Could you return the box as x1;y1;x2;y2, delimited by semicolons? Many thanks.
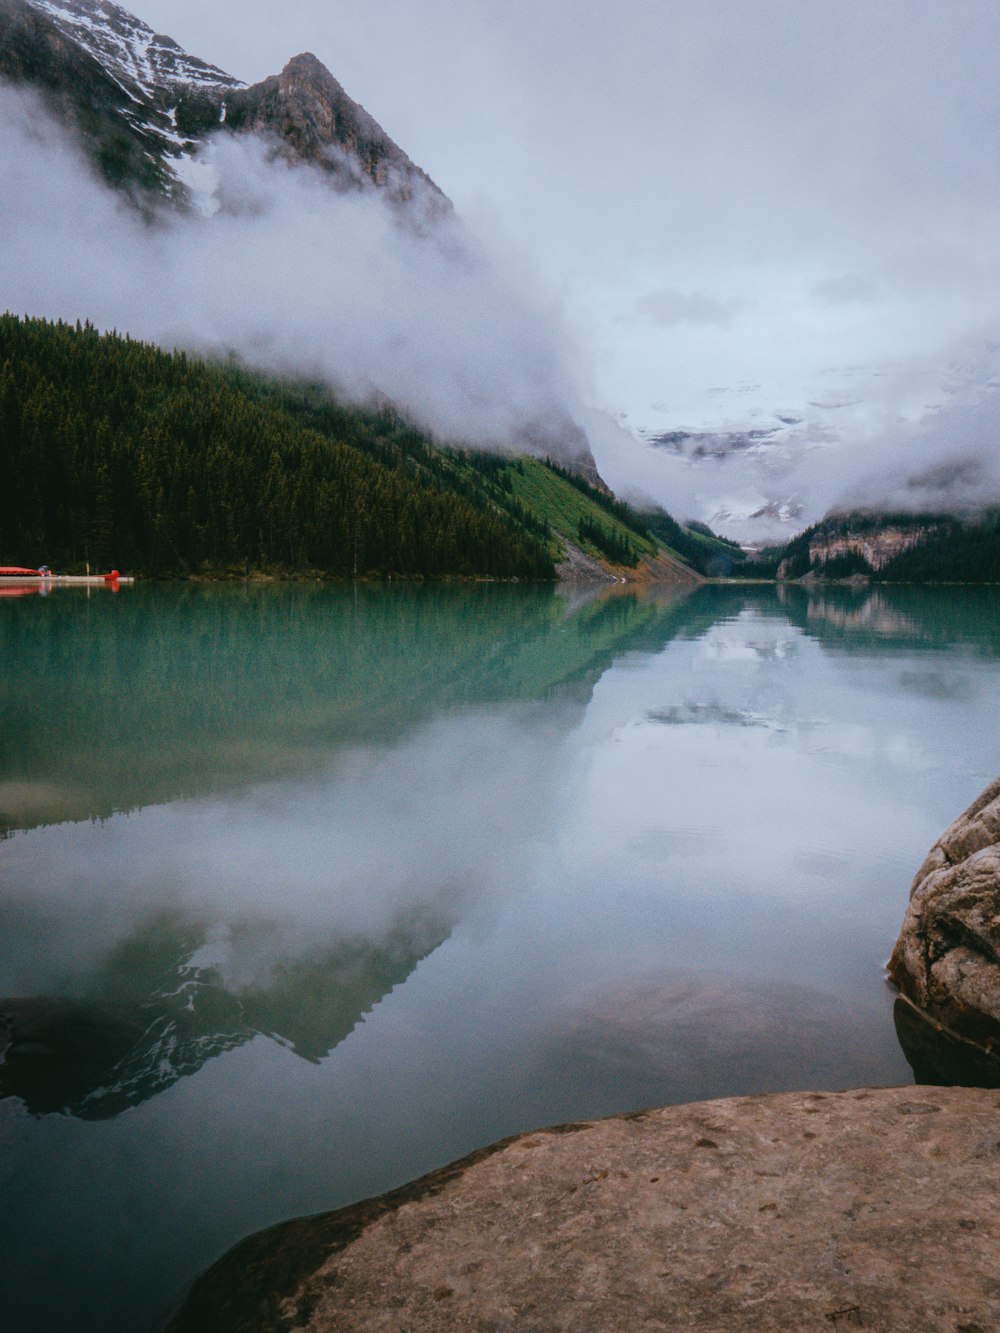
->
3;581;1000;1331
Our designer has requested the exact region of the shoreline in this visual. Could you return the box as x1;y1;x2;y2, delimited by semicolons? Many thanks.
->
0;575;135;586
166;1084;1000;1332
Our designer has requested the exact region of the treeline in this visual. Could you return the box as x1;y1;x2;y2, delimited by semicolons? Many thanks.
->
730;510;1000;583
447;451;552;543
879;514;1000;582
0;315;555;580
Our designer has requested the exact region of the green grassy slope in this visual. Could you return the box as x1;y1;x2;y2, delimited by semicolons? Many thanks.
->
442;452;664;567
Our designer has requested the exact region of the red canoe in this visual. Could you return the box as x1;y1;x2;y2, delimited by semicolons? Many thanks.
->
0;567;43;577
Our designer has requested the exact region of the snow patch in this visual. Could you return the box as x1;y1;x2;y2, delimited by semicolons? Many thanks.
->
169;149;220;218
28;0;244;99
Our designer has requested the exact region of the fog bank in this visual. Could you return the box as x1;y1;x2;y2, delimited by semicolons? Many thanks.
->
0;86;591;457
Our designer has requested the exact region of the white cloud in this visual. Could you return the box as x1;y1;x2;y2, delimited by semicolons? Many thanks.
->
0;86;592;455
634;288;744;330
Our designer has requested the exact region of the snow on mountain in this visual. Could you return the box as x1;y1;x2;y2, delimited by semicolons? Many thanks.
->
2;0;446;210
28;0;242;100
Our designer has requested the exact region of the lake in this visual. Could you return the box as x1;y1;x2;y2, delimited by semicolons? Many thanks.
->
3;580;1000;1332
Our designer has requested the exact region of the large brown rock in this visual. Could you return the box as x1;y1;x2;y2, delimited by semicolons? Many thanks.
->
889;776;1000;1085
167;1085;1000;1332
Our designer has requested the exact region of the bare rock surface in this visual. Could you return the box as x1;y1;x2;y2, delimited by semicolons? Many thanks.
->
554;536;700;584
223;52;448;212
167;1085;1000;1332
889;775;1000;1084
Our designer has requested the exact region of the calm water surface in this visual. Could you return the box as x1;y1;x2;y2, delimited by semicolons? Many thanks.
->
3;581;1000;1331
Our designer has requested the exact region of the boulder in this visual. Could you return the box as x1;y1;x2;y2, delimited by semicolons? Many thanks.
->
889;776;1000;1085
167;1085;1000;1332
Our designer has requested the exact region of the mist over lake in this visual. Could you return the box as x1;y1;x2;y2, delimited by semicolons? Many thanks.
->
3;581;1000;1331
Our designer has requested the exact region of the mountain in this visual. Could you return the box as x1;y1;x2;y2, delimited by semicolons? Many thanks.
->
642;424;789;462
0;0;447;210
0;5;673;544
639;421;807;543
734;509;1000;583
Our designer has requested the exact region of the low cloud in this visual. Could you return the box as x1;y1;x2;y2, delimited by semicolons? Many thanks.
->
6;79;1000;539
810;273;881;306
1;709;563;993
634;287;744;329
0;86;592;456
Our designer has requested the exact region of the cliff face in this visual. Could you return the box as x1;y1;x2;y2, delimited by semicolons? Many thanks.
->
773;514;947;581
0;0;448;211
806;524;939;572
224;53;448;213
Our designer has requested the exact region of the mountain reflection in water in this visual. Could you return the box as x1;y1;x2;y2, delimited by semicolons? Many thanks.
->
4;582;1000;1333
0;911;445;1118
0;582;694;836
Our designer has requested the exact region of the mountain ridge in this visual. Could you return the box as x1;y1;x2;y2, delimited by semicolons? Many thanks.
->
0;0;447;209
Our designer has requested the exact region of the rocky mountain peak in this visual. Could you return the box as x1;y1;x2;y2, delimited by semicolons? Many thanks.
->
222;50;448;210
0;0;447;210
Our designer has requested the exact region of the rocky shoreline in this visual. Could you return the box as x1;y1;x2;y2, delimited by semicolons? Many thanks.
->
168;1084;1000;1332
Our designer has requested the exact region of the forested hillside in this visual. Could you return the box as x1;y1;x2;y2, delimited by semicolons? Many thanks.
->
878;514;1000;582
0;315;560;579
731;509;1000;583
0;315;709;582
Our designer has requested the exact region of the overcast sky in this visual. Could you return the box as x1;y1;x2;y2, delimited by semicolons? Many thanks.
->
134;0;1000;443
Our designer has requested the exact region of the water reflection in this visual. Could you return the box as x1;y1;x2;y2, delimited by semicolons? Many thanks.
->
3;583;1000;1332
777;582;1000;654
0;582;693;836
646;703;786;729
892;992;1000;1091
0;912;445;1118
531;969;899;1113
2;585;700;1128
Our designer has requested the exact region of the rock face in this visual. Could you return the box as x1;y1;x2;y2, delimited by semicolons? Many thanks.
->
806;524;939;573
0;0;207;198
167;1085;1000;1332
889;775;1000;1085
771;513;948;582
0;0;447;210
554;540;701;584
222;53;447;214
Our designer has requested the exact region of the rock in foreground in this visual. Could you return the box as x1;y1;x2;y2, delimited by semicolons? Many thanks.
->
168;1085;1000;1332
889;775;1000;1085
